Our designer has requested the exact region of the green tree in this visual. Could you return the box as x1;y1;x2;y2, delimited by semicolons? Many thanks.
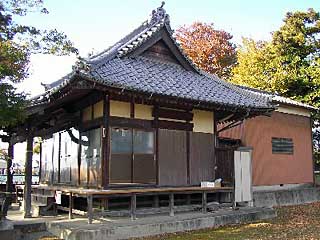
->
231;8;320;108
0;0;78;128
175;22;237;80
231;8;320;163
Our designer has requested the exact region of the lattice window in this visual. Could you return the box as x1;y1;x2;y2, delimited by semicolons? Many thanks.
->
272;137;294;154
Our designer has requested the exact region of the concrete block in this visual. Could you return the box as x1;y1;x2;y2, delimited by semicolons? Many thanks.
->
47;207;276;240
253;187;320;207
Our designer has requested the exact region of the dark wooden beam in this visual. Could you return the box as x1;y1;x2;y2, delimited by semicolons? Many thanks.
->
67;91;104;113
80;117;103;131
109;117;153;130
154;120;193;131
153;108;193;121
157;102;193;112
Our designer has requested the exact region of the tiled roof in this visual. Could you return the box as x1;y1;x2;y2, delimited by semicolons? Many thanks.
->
272;95;317;110
237;85;317;110
38;3;274;112
88;56;271;110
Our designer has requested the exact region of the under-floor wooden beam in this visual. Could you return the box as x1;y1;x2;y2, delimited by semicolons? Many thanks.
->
169;193;174;217
131;194;137;220
87;194;93;224
69;192;73;219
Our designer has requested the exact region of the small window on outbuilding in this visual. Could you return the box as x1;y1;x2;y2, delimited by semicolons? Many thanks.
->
272;137;294;154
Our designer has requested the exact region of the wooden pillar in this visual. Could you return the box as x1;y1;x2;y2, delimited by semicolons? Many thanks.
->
102;95;110;189
186;130;190;185
154;105;160;185
202;191;207;214
24;134;33;218
6;142;14;193
39;141;42;184
3;141;14;217
213;112;218;180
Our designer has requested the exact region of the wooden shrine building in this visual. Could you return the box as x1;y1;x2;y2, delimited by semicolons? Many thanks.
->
4;4;275;219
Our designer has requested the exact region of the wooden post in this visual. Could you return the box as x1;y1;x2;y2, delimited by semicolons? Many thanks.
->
186;130;190;185
154;105;160;185
69;192;73;219
87;194;93;224
213;113;217;180
202;191;207;214
154;195;159;208
102;95;110;189
6;142;14;193
169;193;174;217
3;141;14;217
130;193;137;220
24;134;33;218
39;141;42;184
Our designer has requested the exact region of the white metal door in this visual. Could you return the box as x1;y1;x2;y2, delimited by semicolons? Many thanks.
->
234;148;252;203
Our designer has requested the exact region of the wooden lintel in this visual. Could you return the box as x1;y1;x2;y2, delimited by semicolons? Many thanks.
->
110;117;153;130
153;108;193;121
154;120;193;131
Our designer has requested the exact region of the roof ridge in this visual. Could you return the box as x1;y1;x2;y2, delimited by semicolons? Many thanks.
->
87;21;149;64
87;3;169;65
235;84;317;110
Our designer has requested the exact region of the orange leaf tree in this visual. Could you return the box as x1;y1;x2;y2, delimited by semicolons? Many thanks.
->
175;22;237;80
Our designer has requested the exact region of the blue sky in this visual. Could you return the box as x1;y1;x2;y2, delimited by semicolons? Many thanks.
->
16;0;320;97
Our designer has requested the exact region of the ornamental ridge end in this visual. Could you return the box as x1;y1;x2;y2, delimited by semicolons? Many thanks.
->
148;1;169;26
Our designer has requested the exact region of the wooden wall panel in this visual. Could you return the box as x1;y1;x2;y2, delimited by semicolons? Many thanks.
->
190;132;215;185
215;147;235;185
110;154;132;183
158;129;187;186
133;154;156;184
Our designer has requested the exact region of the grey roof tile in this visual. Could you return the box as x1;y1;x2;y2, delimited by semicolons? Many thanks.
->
87;56;271;109
37;4;274;112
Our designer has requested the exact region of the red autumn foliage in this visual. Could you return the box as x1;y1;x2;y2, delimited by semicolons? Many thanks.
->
175;22;237;80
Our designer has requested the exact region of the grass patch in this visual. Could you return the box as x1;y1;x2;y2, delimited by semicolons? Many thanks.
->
138;202;320;240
